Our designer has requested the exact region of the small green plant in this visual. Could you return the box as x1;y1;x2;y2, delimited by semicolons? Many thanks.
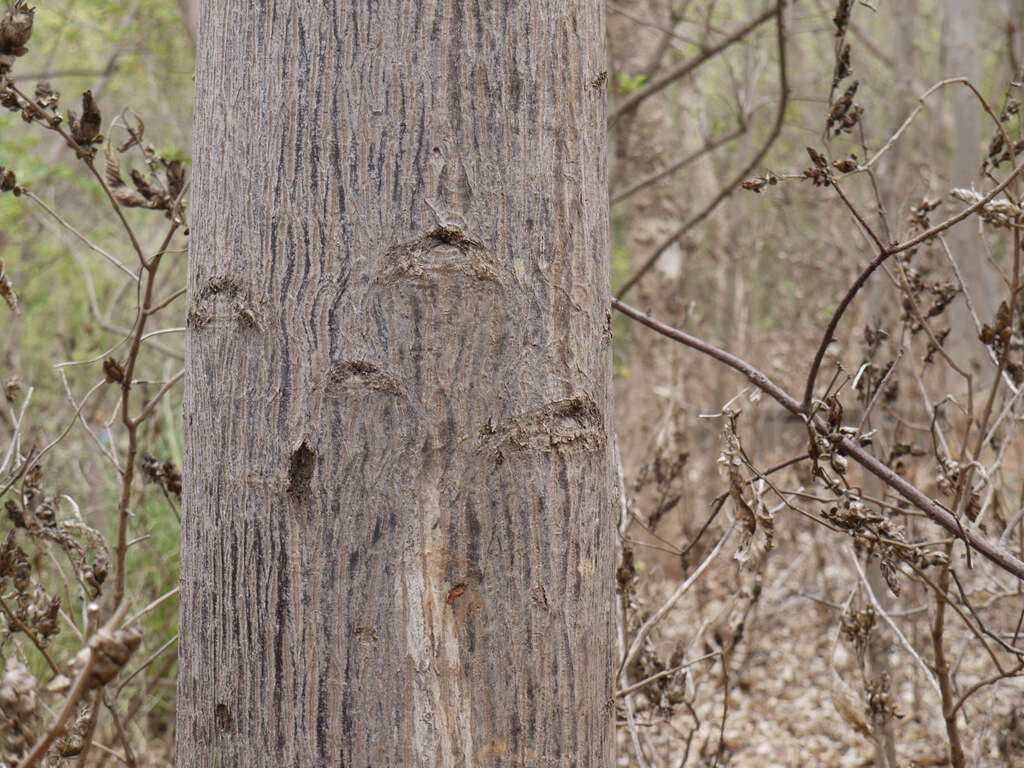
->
616;72;650;95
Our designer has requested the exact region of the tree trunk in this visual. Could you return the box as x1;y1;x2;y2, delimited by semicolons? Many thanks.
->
178;3;614;767
943;0;990;384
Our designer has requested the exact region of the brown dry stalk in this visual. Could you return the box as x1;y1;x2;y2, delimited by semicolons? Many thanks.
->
931;545;966;768
612;298;1024;581
801;159;1024;413
15;603;128;768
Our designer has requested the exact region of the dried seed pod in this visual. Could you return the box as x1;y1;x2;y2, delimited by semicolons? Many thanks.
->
141;451;161;481
833;41;852;86
166;158;186;197
879;556;900;596
82;549;109;595
832;0;853;37
0;659;37;715
72;623;144;688
3;375;19;401
0;88;19;110
103;356;125;383
0;0;34;57
807;146;828;168
55;703;92;757
0;658;41;764
33;79;57;109
163;460;183;495
0;257;17;312
68;89;102;146
831;155;858;173
26;586;60;641
0;530;31;591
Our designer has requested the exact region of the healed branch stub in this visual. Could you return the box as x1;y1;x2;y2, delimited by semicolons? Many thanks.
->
180;3;614;767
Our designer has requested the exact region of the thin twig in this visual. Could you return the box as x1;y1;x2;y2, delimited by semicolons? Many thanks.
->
116;633;178;696
615;651;721;698
612;126;746;205
615;0;789;298
849;549;942;699
17;602;129;768
618;524;734;682
1;385;33;475
22;190;137;280
612;298;1024;580
144;287;186;315
802;160;1024;413
33;380;108;467
58;370;120;470
609;4;777;125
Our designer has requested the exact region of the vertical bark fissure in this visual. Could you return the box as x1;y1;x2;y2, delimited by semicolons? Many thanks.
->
181;3;613;766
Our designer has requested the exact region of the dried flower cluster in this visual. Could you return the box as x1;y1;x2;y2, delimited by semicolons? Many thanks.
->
0;4;187;764
0;1;33;77
612;1;1024;764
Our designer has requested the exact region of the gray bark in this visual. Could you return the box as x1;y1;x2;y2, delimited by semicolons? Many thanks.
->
178;3;614;767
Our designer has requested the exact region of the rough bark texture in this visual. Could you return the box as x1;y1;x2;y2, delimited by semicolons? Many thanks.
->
178;2;613;767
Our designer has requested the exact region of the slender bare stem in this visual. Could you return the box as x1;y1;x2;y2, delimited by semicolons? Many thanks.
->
613;298;1024;579
802;160;1024;413
22;190;138;280
618;524;733;682
849;549;942;698
608;4;777;125
16;602;129;768
615;0;789;298
930;545;966;768
612;127;746;205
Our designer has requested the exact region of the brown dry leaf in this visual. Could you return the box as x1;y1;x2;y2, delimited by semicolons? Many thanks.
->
0;258;18;312
733;495;774;568
104;142;147;207
166;158;186;199
830;669;871;738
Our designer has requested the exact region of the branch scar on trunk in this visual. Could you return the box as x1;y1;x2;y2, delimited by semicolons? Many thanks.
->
286;441;316;498
480;394;604;453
